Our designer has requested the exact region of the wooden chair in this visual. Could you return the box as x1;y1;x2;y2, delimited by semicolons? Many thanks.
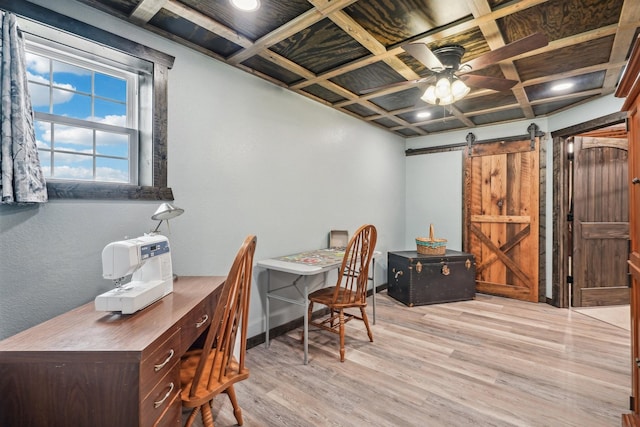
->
180;235;257;427
306;224;377;362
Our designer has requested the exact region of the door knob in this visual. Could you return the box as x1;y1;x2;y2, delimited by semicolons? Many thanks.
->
633;177;640;185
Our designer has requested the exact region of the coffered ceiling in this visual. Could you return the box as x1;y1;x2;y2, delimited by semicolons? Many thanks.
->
73;0;639;137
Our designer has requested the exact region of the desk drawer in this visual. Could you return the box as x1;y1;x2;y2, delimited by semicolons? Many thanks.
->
141;361;180;427
153;388;181;427
180;300;214;354
141;329;180;399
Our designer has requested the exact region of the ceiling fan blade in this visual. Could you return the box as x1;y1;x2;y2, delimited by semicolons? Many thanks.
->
403;43;444;70
463;32;548;72
359;77;432;95
459;74;518;91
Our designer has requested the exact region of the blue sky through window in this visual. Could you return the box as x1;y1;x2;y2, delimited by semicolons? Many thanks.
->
26;51;131;183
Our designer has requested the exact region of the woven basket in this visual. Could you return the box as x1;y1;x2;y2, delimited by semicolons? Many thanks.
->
416;224;447;255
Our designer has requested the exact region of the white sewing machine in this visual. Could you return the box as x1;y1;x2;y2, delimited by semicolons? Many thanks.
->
95;234;174;314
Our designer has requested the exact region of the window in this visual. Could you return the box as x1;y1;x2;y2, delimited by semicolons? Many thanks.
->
6;1;175;200
26;41;141;184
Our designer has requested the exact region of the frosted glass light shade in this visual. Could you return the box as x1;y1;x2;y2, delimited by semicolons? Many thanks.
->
420;85;437;104
435;77;451;99
451;79;470;99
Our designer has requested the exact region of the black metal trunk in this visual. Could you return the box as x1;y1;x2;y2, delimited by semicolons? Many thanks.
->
387;250;476;306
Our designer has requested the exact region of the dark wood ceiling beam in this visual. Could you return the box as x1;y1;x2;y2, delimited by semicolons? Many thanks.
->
164;0;253;48
129;0;167;23
226;0;358;65
329;93;428;134
333;85;413;107
507;24;618;64
257;51;315;80
227;9;322;64
345;109;426;136
357;112;427;135
316;7;420;82
522;60;627;88
529;88;603;105
467;0;535;119
307;0;359;16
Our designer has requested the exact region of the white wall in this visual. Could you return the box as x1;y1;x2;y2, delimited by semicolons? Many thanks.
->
405;150;463;250
0;0;406;340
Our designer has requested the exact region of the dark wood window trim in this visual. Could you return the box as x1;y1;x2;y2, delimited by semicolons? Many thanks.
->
0;0;176;201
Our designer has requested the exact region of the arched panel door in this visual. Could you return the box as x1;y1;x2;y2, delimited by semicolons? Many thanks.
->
571;136;629;307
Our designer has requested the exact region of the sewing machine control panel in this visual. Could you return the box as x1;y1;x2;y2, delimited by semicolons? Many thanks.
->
141;240;170;259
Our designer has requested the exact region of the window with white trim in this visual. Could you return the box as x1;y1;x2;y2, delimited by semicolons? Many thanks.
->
26;40;142;184
6;1;175;200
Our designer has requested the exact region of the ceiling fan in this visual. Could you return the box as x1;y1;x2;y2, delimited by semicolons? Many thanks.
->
361;32;549;106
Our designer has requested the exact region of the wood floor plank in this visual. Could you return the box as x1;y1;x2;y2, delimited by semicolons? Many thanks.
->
184;292;632;426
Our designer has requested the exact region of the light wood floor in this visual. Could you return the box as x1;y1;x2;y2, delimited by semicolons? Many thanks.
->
184;291;631;426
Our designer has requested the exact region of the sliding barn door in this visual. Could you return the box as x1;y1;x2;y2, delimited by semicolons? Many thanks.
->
572;136;629;307
464;138;539;302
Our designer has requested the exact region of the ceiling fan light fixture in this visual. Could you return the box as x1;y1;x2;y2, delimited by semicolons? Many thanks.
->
230;0;260;11
421;85;437;104
421;75;470;106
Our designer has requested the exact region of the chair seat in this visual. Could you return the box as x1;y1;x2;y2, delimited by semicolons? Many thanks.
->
309;286;366;308
180;349;250;408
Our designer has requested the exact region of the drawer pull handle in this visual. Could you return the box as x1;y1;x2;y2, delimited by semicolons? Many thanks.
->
394;270;403;279
154;349;174;372
154;382;174;408
195;314;209;328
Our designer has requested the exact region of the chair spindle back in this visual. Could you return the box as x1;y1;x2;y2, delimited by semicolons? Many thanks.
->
332;224;377;305
188;235;256;398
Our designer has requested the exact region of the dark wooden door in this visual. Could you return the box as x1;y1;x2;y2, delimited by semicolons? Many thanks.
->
630;103;640;414
572;136;629;307
463;137;539;302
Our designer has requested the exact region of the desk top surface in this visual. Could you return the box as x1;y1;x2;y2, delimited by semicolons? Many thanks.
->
0;276;225;354
258;248;345;275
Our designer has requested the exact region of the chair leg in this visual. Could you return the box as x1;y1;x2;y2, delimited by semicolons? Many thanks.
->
200;401;215;427
339;309;345;362
360;306;374;342
226;385;244;426
184;407;200;427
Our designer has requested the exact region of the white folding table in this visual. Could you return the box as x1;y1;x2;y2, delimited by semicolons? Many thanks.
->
258;250;377;365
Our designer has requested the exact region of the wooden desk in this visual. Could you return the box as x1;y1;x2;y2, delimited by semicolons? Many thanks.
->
0;276;225;427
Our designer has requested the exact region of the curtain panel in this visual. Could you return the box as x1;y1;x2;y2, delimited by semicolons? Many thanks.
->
0;11;47;204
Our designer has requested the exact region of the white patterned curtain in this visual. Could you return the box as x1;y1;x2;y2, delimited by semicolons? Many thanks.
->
0;12;47;204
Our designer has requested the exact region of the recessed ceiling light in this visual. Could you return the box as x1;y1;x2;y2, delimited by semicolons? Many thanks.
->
230;0;260;11
416;111;431;119
552;82;574;91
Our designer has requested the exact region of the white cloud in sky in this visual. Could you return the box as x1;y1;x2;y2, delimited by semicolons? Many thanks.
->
35;117;128;148
25;53;49;75
26;53;91;76
27;72;75;107
92;114;127;127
